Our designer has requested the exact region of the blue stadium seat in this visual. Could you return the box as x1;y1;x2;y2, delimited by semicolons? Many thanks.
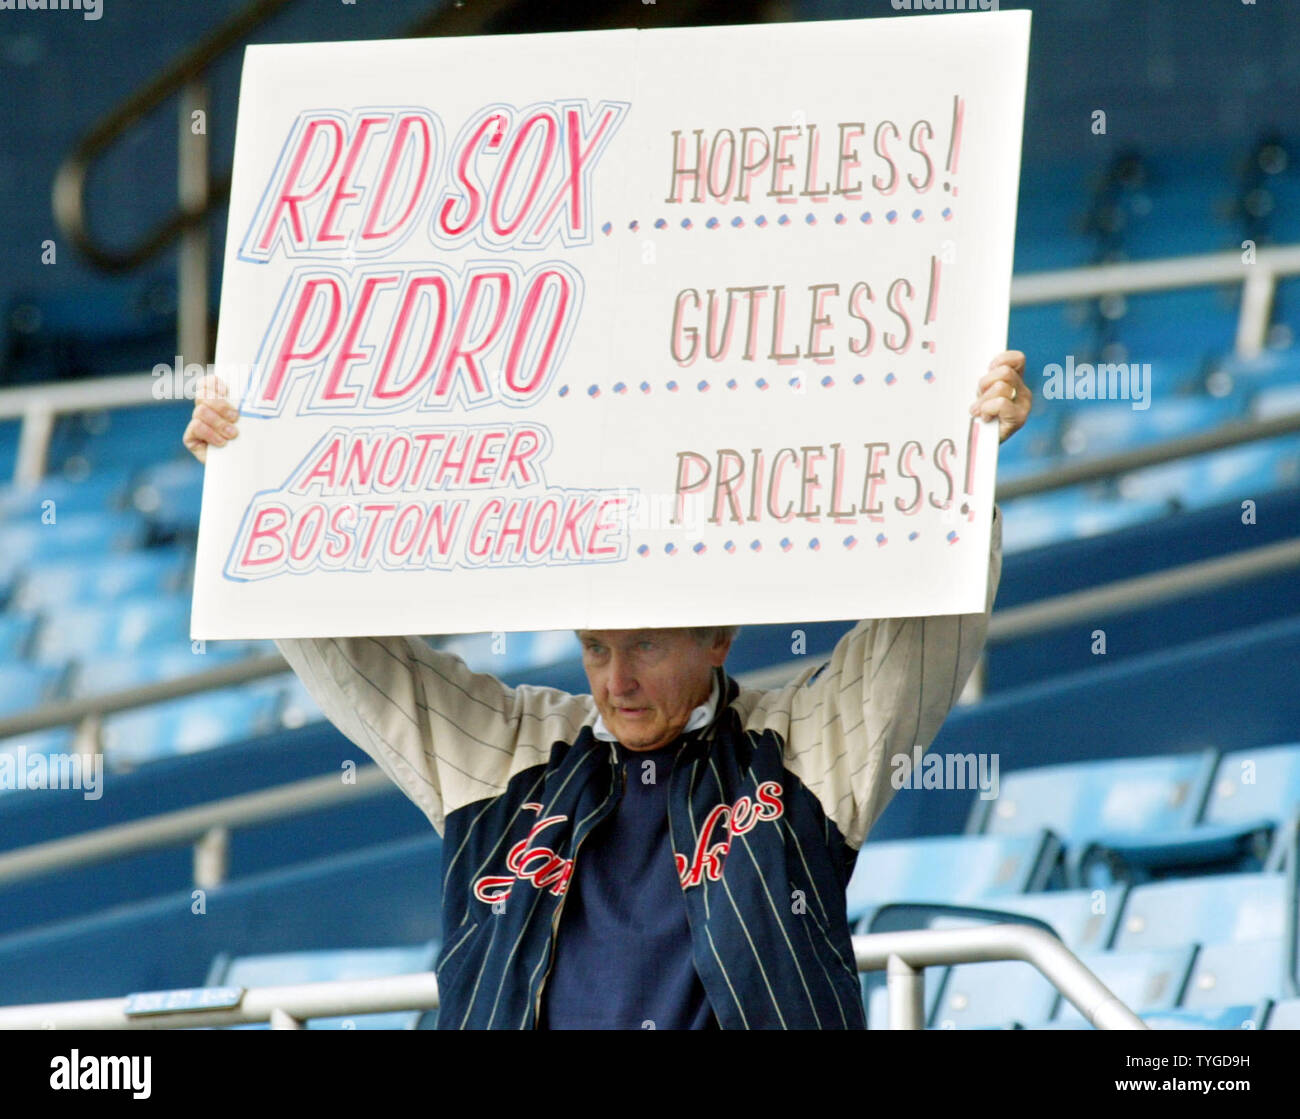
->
203;942;440;1029
30;594;193;666
71;642;248;698
931;958;1057;1029
854;897;1102;1029
277;673;327;730
0;832;443;1005
1207;347;1300;397
12;547;191;613
1111;874;1291;952
1267;998;1300;1029
1059;397;1244;461
1254;381;1300;420
1053;946;1197;1025
49;407;191;473
438;630;582;674
0;469;135;521
928;947;1193;1029
0;420;19;482
0;727;79;789
1103;286;1241;357
1204;743;1300;834
0;511;149;580
1182;938;1297;1008
129;458;205;532
99;684;284;768
0;664;64;716
1140;1004;1261;1030
0;614;36;662
999;489;1173;554
971;751;1216;886
1116;436;1300;509
1006;302;1096;368
859;891;1117;954
845;831;1059;922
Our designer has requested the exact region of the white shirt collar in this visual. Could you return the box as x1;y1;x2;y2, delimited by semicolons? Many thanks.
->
592;672;721;744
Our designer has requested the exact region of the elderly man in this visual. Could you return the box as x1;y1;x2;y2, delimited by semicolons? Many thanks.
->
183;351;1030;1029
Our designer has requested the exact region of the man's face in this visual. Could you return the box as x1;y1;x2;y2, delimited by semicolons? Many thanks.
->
578;628;732;752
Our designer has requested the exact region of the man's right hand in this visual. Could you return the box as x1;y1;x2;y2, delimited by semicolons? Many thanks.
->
183;374;241;465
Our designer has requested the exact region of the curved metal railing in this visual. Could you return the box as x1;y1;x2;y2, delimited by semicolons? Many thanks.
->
0;926;1147;1029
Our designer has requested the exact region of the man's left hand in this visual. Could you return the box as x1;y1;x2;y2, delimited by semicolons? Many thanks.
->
970;350;1031;445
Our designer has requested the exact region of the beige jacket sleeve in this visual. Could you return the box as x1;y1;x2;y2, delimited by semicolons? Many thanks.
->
733;505;1003;849
272;635;596;834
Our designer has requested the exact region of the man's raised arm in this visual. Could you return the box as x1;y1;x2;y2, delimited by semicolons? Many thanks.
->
734;350;1027;849
736;506;1002;850
273;635;593;833
184;374;593;835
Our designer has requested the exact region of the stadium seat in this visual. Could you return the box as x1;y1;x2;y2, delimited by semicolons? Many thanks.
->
970;750;1217;885
1140;1004;1262;1030
129;458;205;533
438;630;582;674
844;831;1059;922
30;594;193;667
1059;397;1244;461
1111;873;1292;952
0;726;78;770
1053;946;1197;1025
1203;743;1300;836
1182;938;1298;1008
932;958;1057;1029
47;406;191;474
203;942;440;1029
0;664;64;717
99;684;284;768
71;642;249;698
0;511;150;580
1267;998;1300;1029
1116;436;1300;509
12;547;191;613
998;489;1172;553
0;614;36;662
855;899;1091;1029
0;468;135;521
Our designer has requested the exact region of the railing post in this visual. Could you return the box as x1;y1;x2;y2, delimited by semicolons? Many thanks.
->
1236;265;1276;359
269;1008;303;1030
14;404;54;487
193;826;229;890
178;80;210;368
886;953;925;1030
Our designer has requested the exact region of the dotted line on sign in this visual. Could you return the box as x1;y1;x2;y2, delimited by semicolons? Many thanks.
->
602;208;955;234
633;531;965;556
556;371;937;397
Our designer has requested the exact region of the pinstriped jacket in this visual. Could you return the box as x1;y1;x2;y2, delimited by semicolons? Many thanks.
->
273;507;1002;1029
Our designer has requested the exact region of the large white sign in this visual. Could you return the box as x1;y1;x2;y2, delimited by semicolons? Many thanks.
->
192;11;1030;640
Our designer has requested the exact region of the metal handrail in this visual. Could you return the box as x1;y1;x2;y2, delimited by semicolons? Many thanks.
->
0;926;1145;1029
985;535;1300;643
0;527;1295;740
853;925;1148;1030
51;0;295;273
0;650;287;740
0;765;392;889
0;972;442;1031
49;0;660;274
997;410;1300;500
